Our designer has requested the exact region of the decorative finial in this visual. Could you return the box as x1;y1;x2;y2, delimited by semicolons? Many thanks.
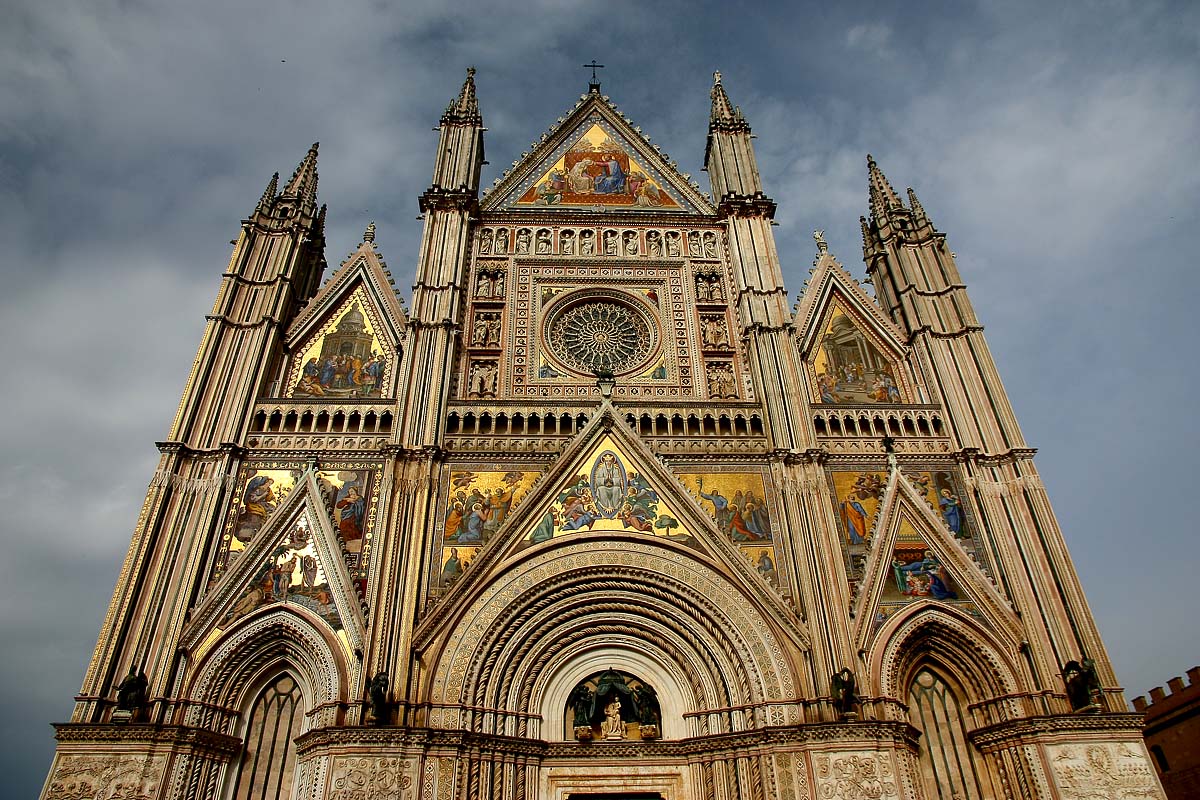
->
813;229;828;254
713;70;722;85
583;60;605;92
467;66;475;78
363;221;376;244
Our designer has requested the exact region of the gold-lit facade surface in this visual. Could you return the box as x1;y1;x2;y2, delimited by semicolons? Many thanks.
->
41;70;1163;800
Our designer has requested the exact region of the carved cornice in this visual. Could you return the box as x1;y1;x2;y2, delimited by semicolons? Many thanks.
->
968;712;1146;751
294;721;920;760
155;441;246;460
52;723;242;757
418;187;478;214
716;192;777;219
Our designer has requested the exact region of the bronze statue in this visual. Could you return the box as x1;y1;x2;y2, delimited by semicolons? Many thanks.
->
115;666;148;714
1063;658;1102;712
568;684;594;729
367;671;390;725
831;668;858;718
634;683;660;727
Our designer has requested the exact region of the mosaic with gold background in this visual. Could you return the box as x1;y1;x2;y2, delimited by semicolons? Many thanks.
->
286;289;394;399
678;471;782;591
213;462;381;598
810;303;905;405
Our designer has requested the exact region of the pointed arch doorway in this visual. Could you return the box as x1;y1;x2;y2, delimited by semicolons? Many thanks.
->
907;666;986;800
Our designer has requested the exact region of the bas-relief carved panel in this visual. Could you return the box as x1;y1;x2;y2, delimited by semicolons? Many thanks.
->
810;304;904;405
327;756;415;800
44;753;167;800
678;471;783;591
1045;743;1164;800
212;463;380;593
814;752;900;800
287;290;394;400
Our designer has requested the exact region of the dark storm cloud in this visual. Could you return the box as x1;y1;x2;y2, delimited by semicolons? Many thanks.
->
2;1;1197;794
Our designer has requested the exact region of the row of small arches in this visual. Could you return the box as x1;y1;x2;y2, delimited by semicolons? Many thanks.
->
813;410;942;437
252;409;394;435
477;226;721;259
446;411;591;435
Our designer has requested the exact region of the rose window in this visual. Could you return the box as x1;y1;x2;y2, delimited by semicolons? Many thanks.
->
545;294;657;376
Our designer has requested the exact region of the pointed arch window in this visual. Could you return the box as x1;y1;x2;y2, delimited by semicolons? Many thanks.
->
232;673;305;800
908;667;984;800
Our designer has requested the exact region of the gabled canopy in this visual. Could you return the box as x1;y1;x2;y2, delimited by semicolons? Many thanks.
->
482;90;715;215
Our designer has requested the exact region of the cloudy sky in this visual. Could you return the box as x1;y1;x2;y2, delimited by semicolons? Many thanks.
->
3;0;1197;793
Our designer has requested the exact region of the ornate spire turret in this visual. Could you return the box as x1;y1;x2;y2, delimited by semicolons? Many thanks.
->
709;71;747;130
867;154;902;221
906;186;928;226
363;220;376;244
442;67;481;125
282;142;320;205
254;171;279;214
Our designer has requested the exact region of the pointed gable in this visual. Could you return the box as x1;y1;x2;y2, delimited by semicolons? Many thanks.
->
419;407;808;652
850;468;1019;650
482;91;714;215
794;237;914;404
183;472;366;661
283;230;407;399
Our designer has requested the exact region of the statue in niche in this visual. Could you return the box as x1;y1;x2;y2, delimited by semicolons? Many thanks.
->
703;232;718;259
647;232;663;257
634;683;660;739
1063;658;1103;712
602;697;625;739
492;272;505;296
831;668;858;719
485;315;501;347
494;229;508;254
707;363;736;398
472;314;489;346
478;230;492;255
560;230;575;255
114;666;148;720
702;316;728;348
603;229;618;255
623;231;639;256
475;271;491;298
516;228;532;254
688;233;701;257
569;684;595;740
367;671;390;725
580;230;595;255
665;231;681;257
468;361;498;397
536;229;552;254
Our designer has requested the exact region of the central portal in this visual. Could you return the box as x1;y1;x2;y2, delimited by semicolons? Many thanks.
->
567;795;665;800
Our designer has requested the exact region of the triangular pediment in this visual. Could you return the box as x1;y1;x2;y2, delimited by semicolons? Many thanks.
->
415;405;806;651
482;92;714;215
851;468;1020;651
182;471;366;660
795;247;914;405
282;239;406;400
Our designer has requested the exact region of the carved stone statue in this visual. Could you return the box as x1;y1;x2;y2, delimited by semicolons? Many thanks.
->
633;683;660;740
601;697;625;739
831;668;858;718
1063;658;1103;712
115;666;148;716
367;671;390;725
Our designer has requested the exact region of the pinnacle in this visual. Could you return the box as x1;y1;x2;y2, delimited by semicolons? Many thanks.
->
709;70;746;127
866;154;902;218
283;142;320;204
443;66;481;123
255;171;279;213
363;221;376;244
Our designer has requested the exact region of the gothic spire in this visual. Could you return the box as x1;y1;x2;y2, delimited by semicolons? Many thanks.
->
282;142;320;204
867;154;902;220
255;171;279;213
709;70;748;129
906;186;929;225
442;67;481;125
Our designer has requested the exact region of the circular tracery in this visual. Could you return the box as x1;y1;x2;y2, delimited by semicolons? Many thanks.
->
544;292;657;376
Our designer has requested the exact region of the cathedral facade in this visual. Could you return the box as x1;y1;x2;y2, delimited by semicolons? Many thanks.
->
42;70;1164;800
